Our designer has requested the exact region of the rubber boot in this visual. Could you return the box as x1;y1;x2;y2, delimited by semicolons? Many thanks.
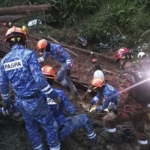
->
100;129;122;143
108;131;122;143
89;139;99;150
138;140;149;150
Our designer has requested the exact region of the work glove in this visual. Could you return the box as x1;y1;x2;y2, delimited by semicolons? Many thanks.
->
89;107;97;113
86;103;93;112
66;59;73;68
0;95;13;111
48;90;61;108
0;101;10;111
96;106;103;112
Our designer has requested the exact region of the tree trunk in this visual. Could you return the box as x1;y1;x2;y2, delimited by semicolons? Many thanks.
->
0;4;51;15
0;15;26;22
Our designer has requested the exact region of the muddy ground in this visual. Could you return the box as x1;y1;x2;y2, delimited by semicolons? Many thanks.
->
0;25;150;150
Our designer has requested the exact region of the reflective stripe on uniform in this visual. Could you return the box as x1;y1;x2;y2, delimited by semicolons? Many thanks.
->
38;57;44;63
34;144;43;150
87;90;92;92
2;108;10;115
41;84;51;92
93;96;99;103
2;108;6;115
138;140;148;145
1;93;9;99
50;143;60;150
106;128;116;133
44;88;53;94
87;131;96;139
60;80;68;86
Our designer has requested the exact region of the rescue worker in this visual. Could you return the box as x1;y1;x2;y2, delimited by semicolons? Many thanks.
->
83;70;105;100
101;47;150;150
42;65;99;150
87;52;103;73
36;39;81;100
0;26;60;150
83;52;104;100
87;78;119;113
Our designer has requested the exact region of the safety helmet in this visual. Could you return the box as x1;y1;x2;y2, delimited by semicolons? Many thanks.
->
115;47;133;61
41;65;56;79
36;39;48;50
91;78;105;89
138;52;146;59
5;26;27;42
93;70;104;79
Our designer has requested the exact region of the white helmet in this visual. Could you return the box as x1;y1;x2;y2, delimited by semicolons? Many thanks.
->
93;70;104;79
138;52;146;59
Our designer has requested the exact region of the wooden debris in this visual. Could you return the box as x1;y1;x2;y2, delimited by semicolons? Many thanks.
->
0;15;26;22
103;69;119;76
0;4;51;15
29;35;115;62
47;35;79;57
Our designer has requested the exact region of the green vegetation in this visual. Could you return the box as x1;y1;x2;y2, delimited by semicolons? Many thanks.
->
1;0;150;47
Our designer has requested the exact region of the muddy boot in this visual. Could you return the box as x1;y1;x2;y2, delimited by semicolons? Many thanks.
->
108;131;122;143
89;139;99;150
138;140;149;150
100;128;122;143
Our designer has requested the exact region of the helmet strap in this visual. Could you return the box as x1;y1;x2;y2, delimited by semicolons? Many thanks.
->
45;43;50;52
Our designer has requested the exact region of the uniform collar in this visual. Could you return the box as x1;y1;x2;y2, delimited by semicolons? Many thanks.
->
11;45;25;51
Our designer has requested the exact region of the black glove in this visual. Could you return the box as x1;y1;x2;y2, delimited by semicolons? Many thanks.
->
0;101;10;111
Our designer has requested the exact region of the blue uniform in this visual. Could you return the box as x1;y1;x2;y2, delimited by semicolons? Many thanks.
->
90;84;119;112
38;44;77;94
47;89;97;141
0;45;60;150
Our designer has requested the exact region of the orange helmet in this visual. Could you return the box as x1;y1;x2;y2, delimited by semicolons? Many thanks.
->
91;78;105;89
41;65;56;79
36;39;48;50
5;26;27;42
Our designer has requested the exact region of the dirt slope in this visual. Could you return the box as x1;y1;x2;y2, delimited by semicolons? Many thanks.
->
0;25;149;150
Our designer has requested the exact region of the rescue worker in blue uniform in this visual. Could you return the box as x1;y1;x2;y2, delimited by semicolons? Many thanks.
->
41;65;99;150
87;78;119;113
0;26;60;150
36;39;82;100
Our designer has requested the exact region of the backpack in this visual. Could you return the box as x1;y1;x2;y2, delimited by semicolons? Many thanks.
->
120;71;150;104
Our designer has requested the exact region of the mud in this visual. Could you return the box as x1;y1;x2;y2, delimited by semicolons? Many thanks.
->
0;25;150;150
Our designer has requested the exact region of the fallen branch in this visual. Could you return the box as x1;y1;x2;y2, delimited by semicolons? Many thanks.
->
0;4;51;15
0;15;26;22
29;35;115;62
45;36;114;62
103;69;119;76
47;35;78;57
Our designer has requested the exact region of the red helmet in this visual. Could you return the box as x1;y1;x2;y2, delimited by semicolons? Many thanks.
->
5;26;27;42
115;47;133;61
